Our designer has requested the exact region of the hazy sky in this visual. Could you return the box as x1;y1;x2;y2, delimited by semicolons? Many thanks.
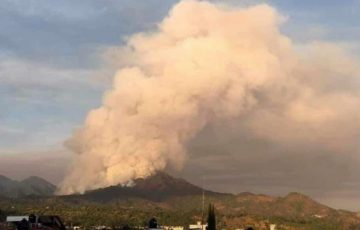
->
0;0;360;210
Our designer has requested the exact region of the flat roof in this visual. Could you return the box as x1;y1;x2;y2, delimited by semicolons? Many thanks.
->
6;216;29;222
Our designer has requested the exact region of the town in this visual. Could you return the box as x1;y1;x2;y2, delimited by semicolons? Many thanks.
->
2;210;277;230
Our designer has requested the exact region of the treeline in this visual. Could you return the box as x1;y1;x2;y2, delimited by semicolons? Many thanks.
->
0;200;199;228
1;198;360;230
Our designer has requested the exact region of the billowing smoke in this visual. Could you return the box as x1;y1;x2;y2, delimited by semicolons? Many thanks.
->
58;0;360;194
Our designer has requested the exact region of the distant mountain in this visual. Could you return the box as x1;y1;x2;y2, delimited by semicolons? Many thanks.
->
21;176;56;195
0;175;56;198
66;172;226;202
1;172;360;229
0;175;18;196
61;173;360;227
226;192;334;218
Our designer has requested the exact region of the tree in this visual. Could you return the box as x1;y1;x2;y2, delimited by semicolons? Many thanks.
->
207;204;216;230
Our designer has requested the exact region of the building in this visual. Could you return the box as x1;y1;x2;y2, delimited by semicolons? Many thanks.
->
162;226;184;230
189;221;207;230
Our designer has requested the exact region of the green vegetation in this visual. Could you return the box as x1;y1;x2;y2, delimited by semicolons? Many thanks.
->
1;195;360;230
0;174;359;229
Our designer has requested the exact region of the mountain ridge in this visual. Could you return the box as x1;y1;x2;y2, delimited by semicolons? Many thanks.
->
65;171;227;202
0;172;357;216
0;174;56;197
1;172;360;229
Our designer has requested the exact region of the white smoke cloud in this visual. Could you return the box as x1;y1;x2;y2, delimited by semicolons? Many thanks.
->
58;0;360;194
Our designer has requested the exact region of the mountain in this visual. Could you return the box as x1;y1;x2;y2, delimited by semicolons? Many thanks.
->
0;175;56;198
21;176;56;195
60;173;360;229
0;175;18;196
1;172;360;229
68;172;226;202
224;192;334;218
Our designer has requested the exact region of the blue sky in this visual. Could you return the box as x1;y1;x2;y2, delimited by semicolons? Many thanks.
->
0;0;178;152
1;0;360;210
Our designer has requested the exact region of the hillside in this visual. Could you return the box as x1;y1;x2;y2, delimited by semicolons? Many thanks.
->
1;172;360;229
65;172;226;202
0;175;56;197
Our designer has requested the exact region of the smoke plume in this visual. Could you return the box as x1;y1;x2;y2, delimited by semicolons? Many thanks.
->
58;0;360;194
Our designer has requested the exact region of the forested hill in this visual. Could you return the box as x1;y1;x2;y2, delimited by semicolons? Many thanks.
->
1;173;360;229
65;172;227;202
0;175;55;197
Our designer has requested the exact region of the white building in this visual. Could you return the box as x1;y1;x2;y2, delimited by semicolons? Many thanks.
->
162;226;184;230
189;221;207;230
6;216;29;222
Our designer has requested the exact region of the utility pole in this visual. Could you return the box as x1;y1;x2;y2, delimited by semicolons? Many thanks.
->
201;176;205;230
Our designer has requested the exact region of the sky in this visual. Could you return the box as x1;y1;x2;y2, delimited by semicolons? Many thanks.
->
0;0;360;210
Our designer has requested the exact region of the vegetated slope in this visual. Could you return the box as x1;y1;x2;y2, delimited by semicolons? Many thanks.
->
20;176;57;196
2;172;360;229
0;175;18;195
0;175;56;197
66;172;225;202
60;172;360;228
